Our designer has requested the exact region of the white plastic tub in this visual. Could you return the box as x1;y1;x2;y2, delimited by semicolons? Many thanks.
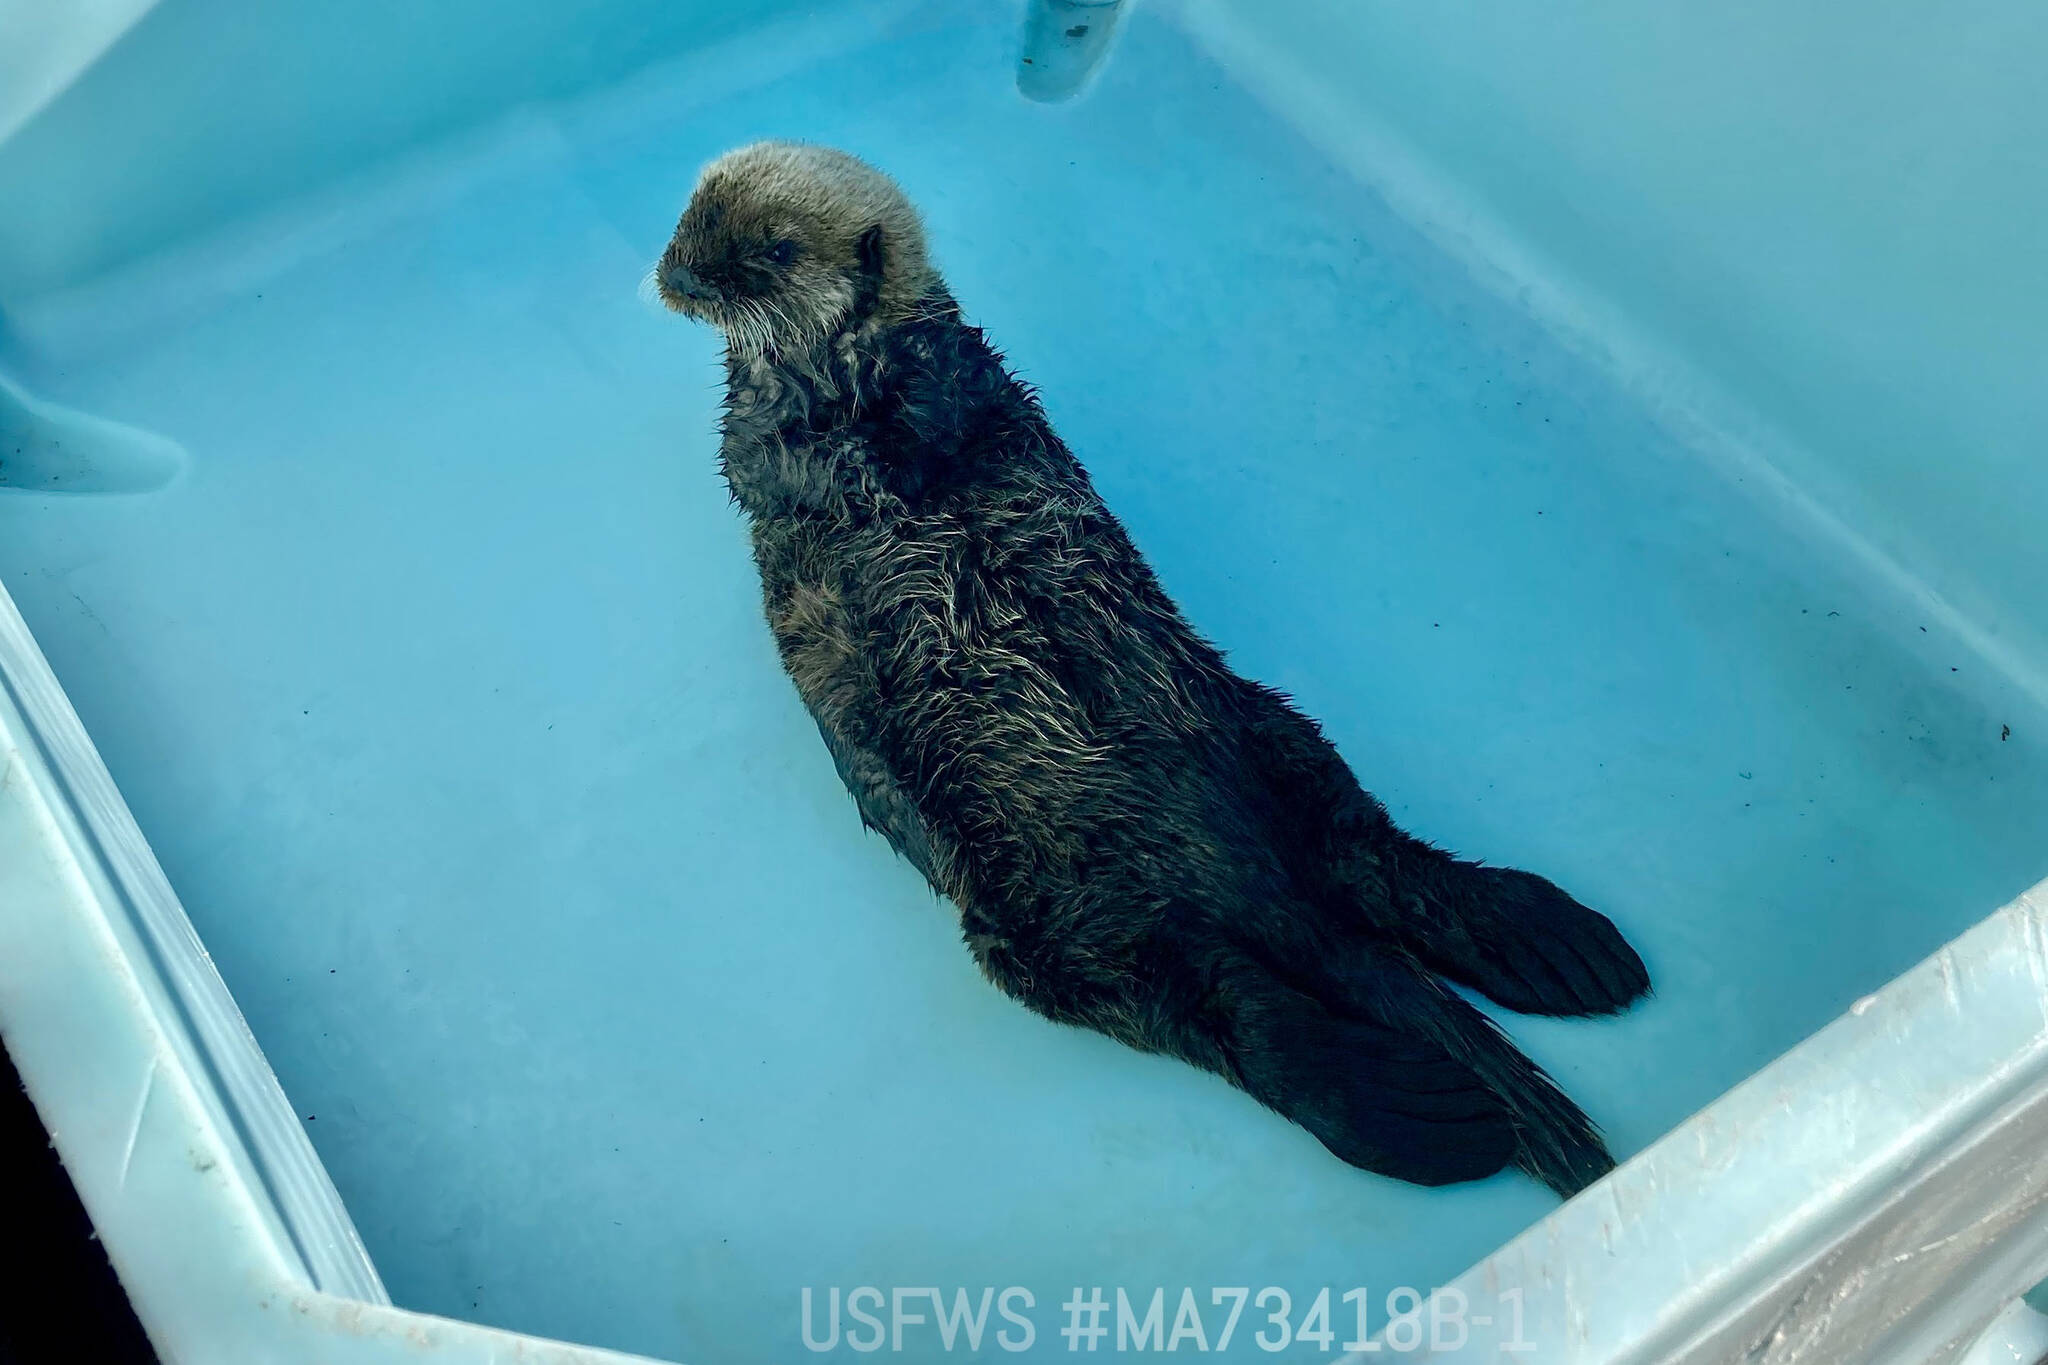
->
2;1;2045;1360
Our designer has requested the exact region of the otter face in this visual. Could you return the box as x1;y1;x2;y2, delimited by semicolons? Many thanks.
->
655;141;933;357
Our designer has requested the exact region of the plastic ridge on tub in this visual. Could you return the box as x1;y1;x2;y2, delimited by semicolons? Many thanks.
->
0;577;385;1302
0;576;684;1362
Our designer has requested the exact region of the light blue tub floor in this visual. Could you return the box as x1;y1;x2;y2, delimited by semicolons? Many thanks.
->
4;6;2045;1361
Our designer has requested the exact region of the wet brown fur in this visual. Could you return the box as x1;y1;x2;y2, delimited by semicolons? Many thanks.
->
657;142;1651;1196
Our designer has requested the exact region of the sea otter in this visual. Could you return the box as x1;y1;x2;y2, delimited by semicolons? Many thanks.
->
656;141;1649;1196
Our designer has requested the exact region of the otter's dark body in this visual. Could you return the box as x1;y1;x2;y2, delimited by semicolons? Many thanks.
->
716;293;1647;1196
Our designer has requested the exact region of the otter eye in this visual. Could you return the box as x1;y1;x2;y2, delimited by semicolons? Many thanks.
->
765;238;799;268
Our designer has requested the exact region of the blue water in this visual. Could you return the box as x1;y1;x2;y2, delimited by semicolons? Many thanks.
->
3;5;2044;1362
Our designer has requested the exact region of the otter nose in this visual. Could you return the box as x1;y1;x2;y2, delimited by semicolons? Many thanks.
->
663;262;715;302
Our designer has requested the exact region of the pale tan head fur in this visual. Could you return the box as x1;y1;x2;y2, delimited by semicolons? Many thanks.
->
655;141;935;357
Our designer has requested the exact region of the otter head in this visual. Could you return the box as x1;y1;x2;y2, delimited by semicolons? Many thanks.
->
655;141;934;357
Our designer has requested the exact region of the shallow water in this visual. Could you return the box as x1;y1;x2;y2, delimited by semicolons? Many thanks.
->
2;4;2044;1361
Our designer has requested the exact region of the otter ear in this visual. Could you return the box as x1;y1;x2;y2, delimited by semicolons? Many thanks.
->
855;223;888;280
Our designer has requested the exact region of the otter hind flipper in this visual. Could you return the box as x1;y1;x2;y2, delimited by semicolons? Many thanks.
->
1402;863;1651;1019
1413;976;1617;1197
1216;944;1616;1197
1217;964;1520;1189
1322;947;1617;1197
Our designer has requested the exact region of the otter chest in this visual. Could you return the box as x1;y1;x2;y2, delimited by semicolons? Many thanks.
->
721;354;978;733
756;523;868;723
